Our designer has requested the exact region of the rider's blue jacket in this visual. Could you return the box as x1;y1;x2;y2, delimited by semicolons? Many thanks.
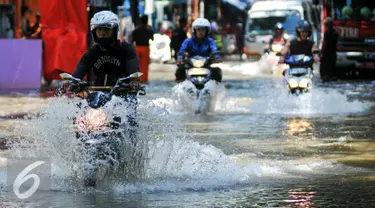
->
177;36;221;60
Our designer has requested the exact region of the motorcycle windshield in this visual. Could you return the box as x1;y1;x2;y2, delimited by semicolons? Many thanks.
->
87;91;111;108
285;55;312;65
191;56;208;68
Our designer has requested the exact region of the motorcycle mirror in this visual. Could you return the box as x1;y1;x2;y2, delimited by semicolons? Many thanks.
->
129;72;144;78
117;72;144;83
60;73;73;80
59;73;81;82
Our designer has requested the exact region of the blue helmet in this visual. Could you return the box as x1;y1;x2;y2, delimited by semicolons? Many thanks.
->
295;20;311;37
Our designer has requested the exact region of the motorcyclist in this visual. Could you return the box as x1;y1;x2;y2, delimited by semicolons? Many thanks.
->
175;18;223;83
71;10;141;90
279;20;319;75
67;11;141;140
264;22;288;53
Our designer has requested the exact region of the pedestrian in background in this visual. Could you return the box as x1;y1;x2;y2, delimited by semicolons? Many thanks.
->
320;17;339;81
130;15;154;83
170;17;187;61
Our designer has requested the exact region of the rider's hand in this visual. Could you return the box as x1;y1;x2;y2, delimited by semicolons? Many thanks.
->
313;54;320;63
177;59;184;65
61;81;72;92
278;56;285;64
215;58;222;63
129;80;141;91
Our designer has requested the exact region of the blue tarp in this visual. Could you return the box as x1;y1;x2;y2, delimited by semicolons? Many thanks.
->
123;0;131;17
122;0;145;17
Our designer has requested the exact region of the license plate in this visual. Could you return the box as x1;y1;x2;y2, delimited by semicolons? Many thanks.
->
360;62;375;68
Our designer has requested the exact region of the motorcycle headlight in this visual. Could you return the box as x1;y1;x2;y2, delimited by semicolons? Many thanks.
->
192;59;205;68
288;79;299;89
299;78;309;88
271;44;283;52
77;109;108;131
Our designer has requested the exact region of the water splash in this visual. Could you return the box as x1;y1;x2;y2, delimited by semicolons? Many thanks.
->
162;80;229;114
150;81;255;115
4;95;254;192
251;83;368;115
217;61;262;76
114;138;252;193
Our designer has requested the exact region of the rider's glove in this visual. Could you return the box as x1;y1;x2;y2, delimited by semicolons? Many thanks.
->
129;80;141;91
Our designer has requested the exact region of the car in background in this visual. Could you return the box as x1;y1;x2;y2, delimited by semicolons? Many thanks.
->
244;0;321;59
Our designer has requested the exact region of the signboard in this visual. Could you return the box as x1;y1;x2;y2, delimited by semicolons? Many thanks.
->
0;40;42;90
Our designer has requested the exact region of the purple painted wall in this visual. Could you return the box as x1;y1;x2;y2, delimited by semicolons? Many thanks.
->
0;39;42;90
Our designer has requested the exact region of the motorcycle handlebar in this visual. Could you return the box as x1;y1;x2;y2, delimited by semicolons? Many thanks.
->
179;56;219;66
56;81;146;97
111;83;146;96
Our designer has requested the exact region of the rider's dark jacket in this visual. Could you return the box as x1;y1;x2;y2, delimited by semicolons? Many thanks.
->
72;40;140;86
289;39;314;56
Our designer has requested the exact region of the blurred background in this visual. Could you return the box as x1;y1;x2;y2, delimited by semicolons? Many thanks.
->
0;0;254;90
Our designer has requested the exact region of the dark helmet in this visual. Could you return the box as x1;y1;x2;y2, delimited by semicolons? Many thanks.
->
295;20;311;38
274;22;284;31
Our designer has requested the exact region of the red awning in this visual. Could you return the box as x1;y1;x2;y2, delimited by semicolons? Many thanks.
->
40;0;88;80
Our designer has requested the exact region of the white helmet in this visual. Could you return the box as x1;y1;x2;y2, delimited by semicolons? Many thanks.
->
90;11;120;42
192;18;211;34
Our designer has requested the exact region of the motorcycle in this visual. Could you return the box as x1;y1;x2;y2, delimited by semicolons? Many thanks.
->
278;53;315;96
261;43;288;75
264;43;285;55
57;72;146;186
177;53;219;114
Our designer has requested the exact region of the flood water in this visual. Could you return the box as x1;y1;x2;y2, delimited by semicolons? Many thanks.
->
1;61;375;207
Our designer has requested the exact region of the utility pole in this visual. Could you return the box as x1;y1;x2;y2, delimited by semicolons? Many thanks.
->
199;0;204;18
217;0;221;19
193;0;198;19
187;0;192;19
